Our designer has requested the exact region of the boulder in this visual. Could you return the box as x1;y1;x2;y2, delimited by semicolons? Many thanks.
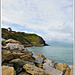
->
64;70;74;75
20;55;31;61
44;59;52;63
2;50;13;60
43;63;63;75
23;64;52;75
70;70;74;75
19;50;34;61
1;66;16;75
9;59;35;74
33;55;44;64
5;39;24;50
69;65;73;70
44;59;55;68
56;63;70;72
9;59;35;66
18;72;29;75
6;43;24;50
36;53;46;60
56;63;74;75
12;52;24;58
23;50;33;56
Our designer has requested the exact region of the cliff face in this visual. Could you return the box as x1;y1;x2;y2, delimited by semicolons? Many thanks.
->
2;28;48;46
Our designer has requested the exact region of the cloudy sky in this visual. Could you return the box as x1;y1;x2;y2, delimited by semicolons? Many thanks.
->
2;0;74;44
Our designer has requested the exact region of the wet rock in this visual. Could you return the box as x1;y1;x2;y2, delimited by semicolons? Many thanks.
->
23;64;52;75
43;63;63;75
36;53;46;60
33;55;44;64
2;65;16;75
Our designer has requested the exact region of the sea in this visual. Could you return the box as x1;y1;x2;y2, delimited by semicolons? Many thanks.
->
27;44;74;65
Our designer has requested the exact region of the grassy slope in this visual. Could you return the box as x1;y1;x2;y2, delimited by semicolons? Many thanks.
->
2;28;47;46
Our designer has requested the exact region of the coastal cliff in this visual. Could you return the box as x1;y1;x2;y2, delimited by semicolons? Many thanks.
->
2;28;48;47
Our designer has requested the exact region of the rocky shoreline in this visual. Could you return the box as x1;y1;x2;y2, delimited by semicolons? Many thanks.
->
24;44;49;47
2;48;74;75
1;39;74;75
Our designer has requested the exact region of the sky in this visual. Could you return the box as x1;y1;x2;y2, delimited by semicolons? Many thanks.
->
1;0;74;44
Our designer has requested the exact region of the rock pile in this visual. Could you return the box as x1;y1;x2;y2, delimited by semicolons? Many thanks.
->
1;40;74;75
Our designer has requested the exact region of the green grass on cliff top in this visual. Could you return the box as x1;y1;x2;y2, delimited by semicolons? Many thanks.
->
2;28;46;45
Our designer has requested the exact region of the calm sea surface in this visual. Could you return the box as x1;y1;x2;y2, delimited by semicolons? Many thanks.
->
27;44;74;65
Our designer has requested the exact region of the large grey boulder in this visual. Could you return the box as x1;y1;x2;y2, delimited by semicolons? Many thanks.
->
44;59;52;63
44;59;55;68
43;63;63;75
33;55;44;64
6;43;24;50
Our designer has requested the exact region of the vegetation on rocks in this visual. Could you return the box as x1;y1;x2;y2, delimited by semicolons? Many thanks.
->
2;41;6;46
2;28;48;46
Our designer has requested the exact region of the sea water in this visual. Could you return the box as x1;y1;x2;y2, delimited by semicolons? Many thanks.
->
27;44;73;65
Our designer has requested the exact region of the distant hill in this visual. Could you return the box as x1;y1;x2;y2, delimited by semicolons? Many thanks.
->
2;28;48;47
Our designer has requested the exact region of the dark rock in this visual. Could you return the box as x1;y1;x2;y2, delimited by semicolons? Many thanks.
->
9;59;35;74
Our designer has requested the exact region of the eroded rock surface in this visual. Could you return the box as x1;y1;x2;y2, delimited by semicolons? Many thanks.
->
36;53;46;60
56;63;74;75
23;64;52;75
18;72;30;75
33;55;44;64
2;66;16;75
43;63;63;75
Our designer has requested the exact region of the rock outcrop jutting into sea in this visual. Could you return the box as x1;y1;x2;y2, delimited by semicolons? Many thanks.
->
2;28;48;47
1;38;74;75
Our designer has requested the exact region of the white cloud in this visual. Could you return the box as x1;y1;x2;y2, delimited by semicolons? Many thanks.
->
24;31;41;36
24;31;34;34
2;0;73;43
